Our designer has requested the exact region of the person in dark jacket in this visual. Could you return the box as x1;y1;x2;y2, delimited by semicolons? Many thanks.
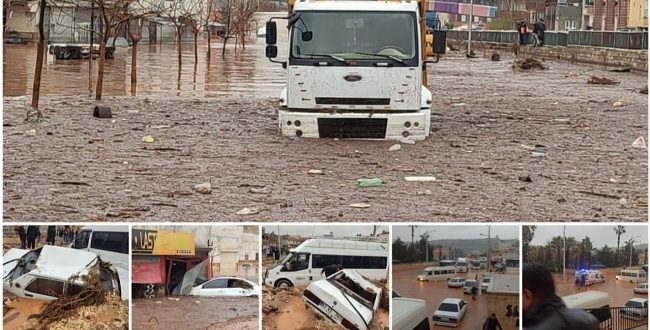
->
321;264;342;277
533;19;546;46
483;313;503;330
17;226;27;249
517;20;529;45
26;225;38;249
523;263;599;330
46;226;56;245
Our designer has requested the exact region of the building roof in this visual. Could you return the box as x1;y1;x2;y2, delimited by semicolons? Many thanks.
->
487;274;519;294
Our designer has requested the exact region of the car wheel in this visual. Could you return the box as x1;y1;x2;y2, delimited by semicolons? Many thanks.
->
143;283;157;298
276;279;292;289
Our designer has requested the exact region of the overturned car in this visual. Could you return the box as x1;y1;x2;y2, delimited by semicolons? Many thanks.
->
302;270;382;330
3;246;128;300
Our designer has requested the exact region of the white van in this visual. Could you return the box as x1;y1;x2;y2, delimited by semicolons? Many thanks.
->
457;258;468;273
562;291;612;329
264;238;389;288
72;225;129;268
393;297;430;330
616;269;647;283
417;266;457;281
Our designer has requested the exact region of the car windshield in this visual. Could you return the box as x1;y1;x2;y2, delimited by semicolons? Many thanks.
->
437;303;458;312
291;11;417;61
482;278;490;283
464;282;475;287
625;300;644;308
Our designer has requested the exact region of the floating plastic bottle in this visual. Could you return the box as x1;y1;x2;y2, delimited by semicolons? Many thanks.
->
356;178;384;187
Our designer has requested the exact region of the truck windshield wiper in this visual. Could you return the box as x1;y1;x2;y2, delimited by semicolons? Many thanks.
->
354;52;405;64
303;53;348;64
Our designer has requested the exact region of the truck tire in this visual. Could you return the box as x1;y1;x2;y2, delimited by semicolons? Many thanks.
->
276;279;292;289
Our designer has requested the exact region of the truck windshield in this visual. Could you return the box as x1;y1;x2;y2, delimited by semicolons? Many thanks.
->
291;11;417;62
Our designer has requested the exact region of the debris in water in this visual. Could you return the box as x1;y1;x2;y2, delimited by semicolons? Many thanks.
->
588;76;619;85
349;203;371;208
609;67;631;73
389;144;401;151
142;135;155;143
236;207;259;215
193;182;212;194
513;58;547;70
631;137;646;149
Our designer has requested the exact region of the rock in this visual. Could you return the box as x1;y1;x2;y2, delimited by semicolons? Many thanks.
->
24;129;36;136
417;189;433;195
236;207;259;215
389;144;401;151
249;187;272;194
193;182;212;194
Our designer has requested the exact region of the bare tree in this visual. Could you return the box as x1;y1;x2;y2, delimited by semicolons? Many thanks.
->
126;18;145;95
28;0;47;120
184;0;208;64
158;0;199;67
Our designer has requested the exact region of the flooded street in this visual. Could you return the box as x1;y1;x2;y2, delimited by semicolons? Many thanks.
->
554;267;646;306
393;263;514;329
132;296;259;330
3;18;647;221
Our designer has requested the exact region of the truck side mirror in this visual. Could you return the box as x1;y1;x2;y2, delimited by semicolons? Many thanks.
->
432;30;447;54
266;45;278;58
266;21;277;45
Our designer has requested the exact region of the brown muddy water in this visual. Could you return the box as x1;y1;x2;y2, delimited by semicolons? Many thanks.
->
3;24;648;221
393;263;519;330
3;295;48;330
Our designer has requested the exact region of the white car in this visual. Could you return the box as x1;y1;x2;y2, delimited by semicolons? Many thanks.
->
303;269;382;330
634;283;648;294
3;246;127;300
447;277;465;288
432;298;468;327
481;277;492;293
189;277;260;297
462;279;478;294
620;298;648;320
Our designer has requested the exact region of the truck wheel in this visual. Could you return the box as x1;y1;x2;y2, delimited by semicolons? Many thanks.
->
143;283;157;298
276;280;292;289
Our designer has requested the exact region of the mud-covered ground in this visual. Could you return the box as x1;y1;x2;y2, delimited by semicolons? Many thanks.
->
3;54;647;221
131;296;258;329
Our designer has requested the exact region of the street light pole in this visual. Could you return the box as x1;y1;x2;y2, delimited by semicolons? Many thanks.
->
424;230;437;263
630;236;641;267
563;226;566;281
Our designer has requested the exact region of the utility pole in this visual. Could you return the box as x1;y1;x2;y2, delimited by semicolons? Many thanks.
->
563;226;566;281
466;0;475;57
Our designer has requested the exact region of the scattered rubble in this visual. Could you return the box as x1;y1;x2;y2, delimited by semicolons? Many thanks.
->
588;76;620;85
513;58;547;70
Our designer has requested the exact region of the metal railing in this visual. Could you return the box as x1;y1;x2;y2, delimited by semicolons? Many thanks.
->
446;30;648;50
581;305;649;330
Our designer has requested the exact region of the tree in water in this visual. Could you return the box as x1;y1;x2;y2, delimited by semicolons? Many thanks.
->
27;0;47;121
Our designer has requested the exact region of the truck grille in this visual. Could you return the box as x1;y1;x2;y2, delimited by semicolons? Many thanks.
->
318;118;387;139
315;97;390;105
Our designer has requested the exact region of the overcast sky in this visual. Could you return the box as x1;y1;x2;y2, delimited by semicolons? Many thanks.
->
529;225;648;248
393;225;519;242
262;225;383;238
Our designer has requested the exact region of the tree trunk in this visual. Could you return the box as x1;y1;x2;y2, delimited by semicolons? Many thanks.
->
130;41;138;96
96;35;107;100
207;27;211;58
30;0;47;108
177;28;183;67
222;36;228;56
194;30;198;63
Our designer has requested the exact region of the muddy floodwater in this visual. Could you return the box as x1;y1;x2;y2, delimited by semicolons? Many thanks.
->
393;263;519;329
3;24;647;221
132;296;259;330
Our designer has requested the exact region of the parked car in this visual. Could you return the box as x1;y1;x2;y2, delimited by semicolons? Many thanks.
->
620;298;648;321
393;296;430;330
481;276;492;293
462;279;477;294
634;283;648;294
107;37;131;47
447;277;465;288
189;277;260;297
303;269;382;330
432;298;468;327
3;246;127;300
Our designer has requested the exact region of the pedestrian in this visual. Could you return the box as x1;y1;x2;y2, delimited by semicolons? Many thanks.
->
523;263;599;329
483;313;504;330
17;226;27;249
46;226;56;245
575;276;581;290
36;227;41;244
26;225;38;249
517;20;529;45
321;264;342;278
533;19;546;47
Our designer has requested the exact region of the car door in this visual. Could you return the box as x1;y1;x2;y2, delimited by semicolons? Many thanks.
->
458;300;467;320
224;279;254;296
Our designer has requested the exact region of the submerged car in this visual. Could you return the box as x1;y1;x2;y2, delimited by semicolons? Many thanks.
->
189;277;260;297
634;283;648;294
303;269;382;330
620;298;648;320
447;277;465;288
3;246;127;300
432;297;468;327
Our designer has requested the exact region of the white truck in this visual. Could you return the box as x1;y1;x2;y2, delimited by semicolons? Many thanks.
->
457;257;468;273
264;0;447;141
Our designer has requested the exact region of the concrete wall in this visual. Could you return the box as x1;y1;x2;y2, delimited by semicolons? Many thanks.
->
450;39;649;71
5;4;35;33
486;292;519;330
628;0;649;27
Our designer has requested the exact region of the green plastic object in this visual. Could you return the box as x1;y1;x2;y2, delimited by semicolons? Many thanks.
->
356;178;384;187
